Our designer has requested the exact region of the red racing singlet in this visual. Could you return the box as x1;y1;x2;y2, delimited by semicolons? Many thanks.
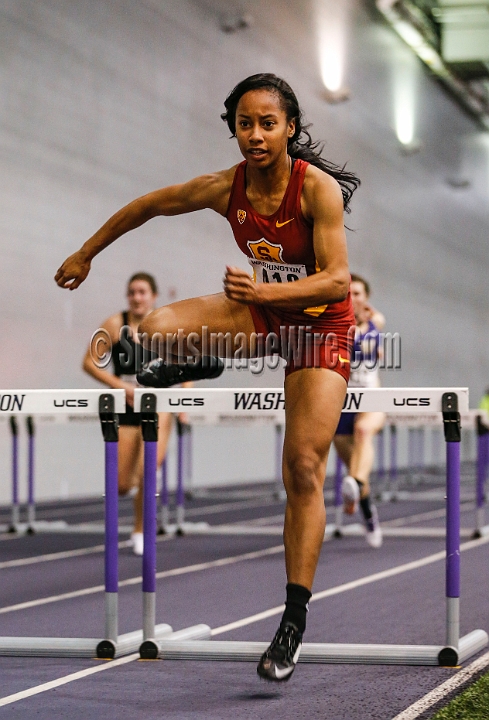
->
225;158;352;323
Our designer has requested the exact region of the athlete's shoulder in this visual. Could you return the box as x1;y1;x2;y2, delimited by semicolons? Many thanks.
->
191;164;241;215
196;164;239;189
301;163;344;220
100;313;124;343
303;163;342;196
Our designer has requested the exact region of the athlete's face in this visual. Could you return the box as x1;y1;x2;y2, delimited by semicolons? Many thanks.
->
350;281;370;323
235;89;295;168
127;280;157;318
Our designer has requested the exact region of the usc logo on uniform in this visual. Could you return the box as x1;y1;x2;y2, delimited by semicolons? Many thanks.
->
247;238;284;263
237;209;246;224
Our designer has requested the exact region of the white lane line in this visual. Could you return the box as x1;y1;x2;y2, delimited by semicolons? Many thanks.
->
13;496;283;523
0;530;180;570
382;503;474;528
0;653;139;708
0;541;131;569
181;498;282;518
0;545;284;614
239;513;284;526
211;534;489;636
391;650;489;720
2;532;488;620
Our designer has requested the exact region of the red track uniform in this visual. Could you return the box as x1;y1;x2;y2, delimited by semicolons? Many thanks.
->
226;158;354;381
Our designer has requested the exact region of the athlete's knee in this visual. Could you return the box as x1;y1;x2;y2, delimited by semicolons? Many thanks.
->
138;309;173;355
353;423;375;443
118;478;132;495
284;452;323;498
138;309;165;339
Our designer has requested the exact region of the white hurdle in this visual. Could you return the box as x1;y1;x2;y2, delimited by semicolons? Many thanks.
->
0;389;210;658
134;387;488;666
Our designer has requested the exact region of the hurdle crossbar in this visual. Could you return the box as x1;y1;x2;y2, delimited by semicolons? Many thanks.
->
134;387;469;416
136;388;487;666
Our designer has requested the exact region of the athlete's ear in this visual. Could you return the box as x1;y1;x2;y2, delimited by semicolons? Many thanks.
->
287;118;296;138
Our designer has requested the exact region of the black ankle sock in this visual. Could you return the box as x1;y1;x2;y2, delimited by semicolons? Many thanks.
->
353;479;373;521
280;583;312;634
360;495;373;521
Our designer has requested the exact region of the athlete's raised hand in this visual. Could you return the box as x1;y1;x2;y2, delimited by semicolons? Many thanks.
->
55;250;91;290
223;266;259;304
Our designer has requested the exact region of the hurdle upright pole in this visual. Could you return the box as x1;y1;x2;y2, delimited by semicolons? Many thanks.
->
377;428;385;483
158;457;169;534
333;453;343;535
474;415;489;538
389;424;398;497
442;393;461;654
274;423;285;500
184;423;193;499
176;420;185;533
9;417;19;532
26;417;35;532
140;393;159;659
418;427;425;474
98;394;119;651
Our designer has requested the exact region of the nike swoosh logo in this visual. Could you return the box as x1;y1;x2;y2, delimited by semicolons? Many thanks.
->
276;218;294;228
338;355;350;364
272;644;302;679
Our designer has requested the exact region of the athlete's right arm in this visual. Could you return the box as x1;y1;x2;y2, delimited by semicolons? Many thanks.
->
55;169;235;290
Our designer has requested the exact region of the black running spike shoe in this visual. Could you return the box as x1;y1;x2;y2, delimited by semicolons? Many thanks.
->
257;622;303;682
136;356;224;388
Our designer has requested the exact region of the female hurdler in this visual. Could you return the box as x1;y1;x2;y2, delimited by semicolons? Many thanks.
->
55;73;360;682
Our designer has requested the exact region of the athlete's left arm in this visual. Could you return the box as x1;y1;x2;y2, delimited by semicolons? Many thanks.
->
369;308;386;331
224;168;350;309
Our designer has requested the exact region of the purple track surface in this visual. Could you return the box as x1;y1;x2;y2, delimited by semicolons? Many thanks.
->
0;472;488;720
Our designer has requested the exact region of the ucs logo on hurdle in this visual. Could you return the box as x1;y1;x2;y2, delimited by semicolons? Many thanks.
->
0;396;92;412
52;399;89;408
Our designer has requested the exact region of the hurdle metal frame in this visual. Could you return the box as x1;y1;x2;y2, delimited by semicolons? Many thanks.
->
134;386;488;666
1;414;71;535
379;411;486;503
0;389;209;658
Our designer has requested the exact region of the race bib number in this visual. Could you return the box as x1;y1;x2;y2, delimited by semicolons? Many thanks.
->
248;258;307;284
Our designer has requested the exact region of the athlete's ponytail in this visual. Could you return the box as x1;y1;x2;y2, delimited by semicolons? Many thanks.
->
221;73;360;213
